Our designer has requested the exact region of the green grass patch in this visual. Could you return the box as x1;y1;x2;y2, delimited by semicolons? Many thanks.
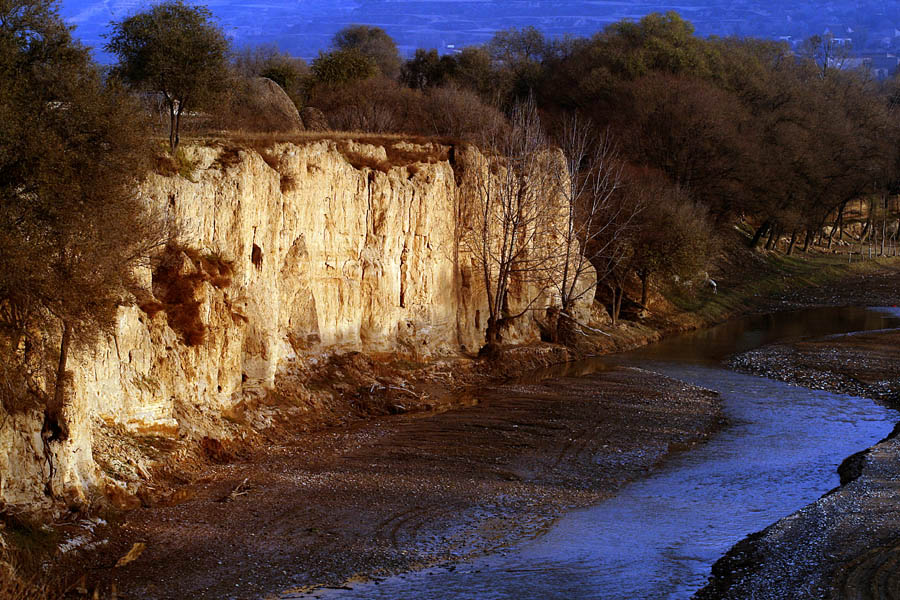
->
667;252;900;325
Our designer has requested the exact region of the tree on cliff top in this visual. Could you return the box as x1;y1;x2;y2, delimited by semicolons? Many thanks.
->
311;48;378;85
332;24;401;80
105;1;229;152
1;0;166;492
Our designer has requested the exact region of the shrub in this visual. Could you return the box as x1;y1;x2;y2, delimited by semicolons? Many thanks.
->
214;76;304;134
309;76;427;133
146;244;235;346
311;49;378;85
424;85;508;142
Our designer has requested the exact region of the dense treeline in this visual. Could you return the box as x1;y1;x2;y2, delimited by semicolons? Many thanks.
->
4;0;900;388
269;12;900;332
101;5;899;263
293;14;900;257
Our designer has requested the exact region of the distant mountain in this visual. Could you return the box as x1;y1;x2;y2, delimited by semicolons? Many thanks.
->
59;0;900;61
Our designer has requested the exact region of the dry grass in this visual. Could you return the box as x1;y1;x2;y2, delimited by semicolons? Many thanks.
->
338;148;392;173
153;152;179;177
212;144;243;170
193;129;462;150
336;140;451;174
0;513;61;600
153;131;465;182
152;146;197;181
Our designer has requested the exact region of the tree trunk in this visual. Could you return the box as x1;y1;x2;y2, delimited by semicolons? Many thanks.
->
750;220;771;248
42;319;72;497
615;288;624;323
640;271;649;308
611;285;625;325
480;316;503;358
174;103;184;152
787;229;799;256
168;103;177;153
802;229;813;253
607;284;619;326
828;201;846;248
51;320;72;429
764;224;778;251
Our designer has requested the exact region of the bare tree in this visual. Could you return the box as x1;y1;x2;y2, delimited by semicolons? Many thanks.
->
800;33;851;79
583;168;649;325
549;115;625;335
463;97;561;352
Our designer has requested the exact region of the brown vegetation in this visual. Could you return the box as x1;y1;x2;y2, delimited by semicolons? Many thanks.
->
305;77;504;141
106;2;230;152
147;244;234;346
336;139;450;173
0;512;61;600
214;77;304;134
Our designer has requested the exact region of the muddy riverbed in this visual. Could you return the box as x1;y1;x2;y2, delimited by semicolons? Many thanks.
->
82;368;722;599
309;307;900;600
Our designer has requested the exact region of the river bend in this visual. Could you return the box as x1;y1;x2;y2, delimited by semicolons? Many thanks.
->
300;307;900;600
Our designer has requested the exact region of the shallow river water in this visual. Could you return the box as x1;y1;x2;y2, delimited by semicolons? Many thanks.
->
304;306;900;600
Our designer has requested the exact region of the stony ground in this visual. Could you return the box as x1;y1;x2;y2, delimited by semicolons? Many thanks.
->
74;368;722;600
729;329;900;405
697;268;900;600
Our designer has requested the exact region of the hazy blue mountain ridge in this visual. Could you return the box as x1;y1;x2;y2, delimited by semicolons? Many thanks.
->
60;0;900;69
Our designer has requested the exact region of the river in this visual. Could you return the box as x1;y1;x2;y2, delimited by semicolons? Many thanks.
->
297;306;900;600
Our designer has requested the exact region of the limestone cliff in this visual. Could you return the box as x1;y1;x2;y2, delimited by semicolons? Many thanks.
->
0;138;592;509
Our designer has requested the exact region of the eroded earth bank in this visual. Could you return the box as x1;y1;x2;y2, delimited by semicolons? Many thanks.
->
0;138;720;599
4;135;899;599
74;274;900;600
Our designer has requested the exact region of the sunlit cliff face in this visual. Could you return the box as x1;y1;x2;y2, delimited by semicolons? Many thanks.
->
0;139;590;508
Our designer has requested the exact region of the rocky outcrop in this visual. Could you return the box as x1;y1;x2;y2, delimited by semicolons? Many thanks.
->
0;139;593;509
246;77;304;132
226;77;304;133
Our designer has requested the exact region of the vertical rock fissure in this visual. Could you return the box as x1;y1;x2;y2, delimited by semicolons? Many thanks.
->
400;243;408;308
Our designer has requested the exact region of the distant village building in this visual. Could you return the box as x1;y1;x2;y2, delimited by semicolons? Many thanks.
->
861;54;900;80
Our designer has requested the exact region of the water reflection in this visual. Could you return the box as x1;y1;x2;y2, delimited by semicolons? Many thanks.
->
299;307;900;600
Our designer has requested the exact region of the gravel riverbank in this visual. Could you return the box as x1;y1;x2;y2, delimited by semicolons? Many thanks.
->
698;288;900;598
80;368;721;599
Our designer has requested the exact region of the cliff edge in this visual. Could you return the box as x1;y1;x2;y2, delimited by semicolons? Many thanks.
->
0;137;592;510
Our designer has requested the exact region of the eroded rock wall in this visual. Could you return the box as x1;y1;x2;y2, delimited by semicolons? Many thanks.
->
0;139;590;508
